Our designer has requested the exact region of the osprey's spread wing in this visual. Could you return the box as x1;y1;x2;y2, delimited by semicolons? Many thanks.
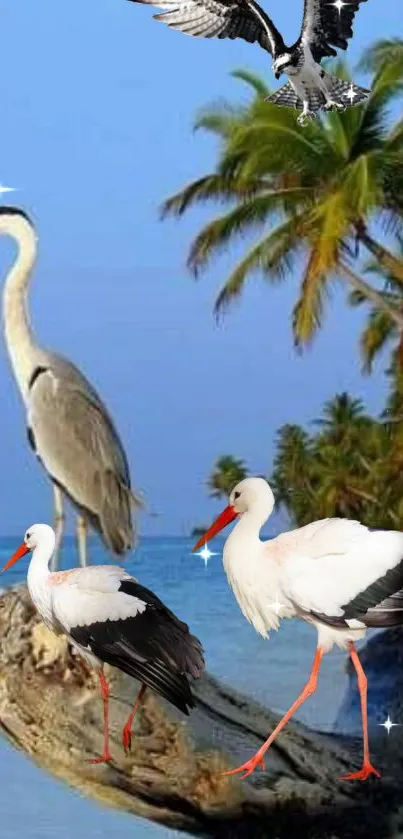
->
128;0;286;56
298;0;367;62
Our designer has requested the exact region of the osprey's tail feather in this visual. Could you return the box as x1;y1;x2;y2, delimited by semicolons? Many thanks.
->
322;73;370;108
265;82;302;111
265;76;370;113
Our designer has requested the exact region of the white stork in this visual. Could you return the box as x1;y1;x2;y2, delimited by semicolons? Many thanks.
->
0;206;141;568
4;524;205;763
128;0;370;125
193;477;403;782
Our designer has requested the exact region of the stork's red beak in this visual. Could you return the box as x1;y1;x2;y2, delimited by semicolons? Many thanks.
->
192;505;238;552
2;542;30;572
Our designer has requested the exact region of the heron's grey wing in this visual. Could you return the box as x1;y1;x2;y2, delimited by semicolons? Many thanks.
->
298;0;367;62
128;0;284;55
46;354;132;487
27;364;137;554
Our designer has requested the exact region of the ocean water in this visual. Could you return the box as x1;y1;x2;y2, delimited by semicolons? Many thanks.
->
0;535;367;838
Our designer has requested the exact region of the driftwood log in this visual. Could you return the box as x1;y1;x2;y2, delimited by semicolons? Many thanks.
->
0;584;403;838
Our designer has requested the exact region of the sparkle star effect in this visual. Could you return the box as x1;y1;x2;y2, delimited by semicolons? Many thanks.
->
0;183;16;195
268;592;285;615
344;84;358;103
379;715;399;735
194;543;218;568
330;0;348;14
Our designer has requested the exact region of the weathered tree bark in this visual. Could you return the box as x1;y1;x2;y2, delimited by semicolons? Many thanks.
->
0;584;402;838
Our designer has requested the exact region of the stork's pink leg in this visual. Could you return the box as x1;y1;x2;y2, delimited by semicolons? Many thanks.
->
88;671;113;764
223;647;324;779
339;642;380;781
122;683;147;754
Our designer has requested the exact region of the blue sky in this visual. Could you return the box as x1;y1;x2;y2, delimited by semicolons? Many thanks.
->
0;0;400;539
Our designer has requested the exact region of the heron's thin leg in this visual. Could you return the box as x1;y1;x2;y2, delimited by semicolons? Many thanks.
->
50;485;65;571
87;670;112;764
122;684;147;754
222;647;324;779
339;643;380;781
76;516;88;567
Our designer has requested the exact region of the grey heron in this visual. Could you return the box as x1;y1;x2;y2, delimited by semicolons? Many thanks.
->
1;206;140;568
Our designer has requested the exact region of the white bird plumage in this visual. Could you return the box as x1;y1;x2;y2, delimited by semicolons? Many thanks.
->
4;524;205;763
194;476;403;781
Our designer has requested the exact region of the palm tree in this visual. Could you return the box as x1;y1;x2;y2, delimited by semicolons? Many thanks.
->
271;394;386;526
271;424;316;525
162;43;403;348
313;392;370;445
207;455;248;499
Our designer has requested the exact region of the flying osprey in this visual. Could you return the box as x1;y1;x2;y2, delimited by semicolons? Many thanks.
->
128;0;370;125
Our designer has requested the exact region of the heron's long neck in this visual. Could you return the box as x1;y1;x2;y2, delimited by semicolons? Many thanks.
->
2;220;40;401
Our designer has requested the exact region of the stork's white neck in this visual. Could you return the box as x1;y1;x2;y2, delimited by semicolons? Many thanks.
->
27;538;55;627
222;509;280;638
223;506;272;575
230;504;270;542
2;216;42;402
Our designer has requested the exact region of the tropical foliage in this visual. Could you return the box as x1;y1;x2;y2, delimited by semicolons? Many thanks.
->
194;40;403;526
162;40;403;349
205;390;403;529
207;455;248;499
270;391;403;529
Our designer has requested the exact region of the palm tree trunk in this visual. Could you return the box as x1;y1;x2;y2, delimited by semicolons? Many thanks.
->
340;263;403;329
354;222;403;284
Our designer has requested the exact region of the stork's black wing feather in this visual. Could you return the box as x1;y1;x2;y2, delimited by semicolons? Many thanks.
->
297;0;368;62
70;579;205;715
127;0;286;56
310;557;403;630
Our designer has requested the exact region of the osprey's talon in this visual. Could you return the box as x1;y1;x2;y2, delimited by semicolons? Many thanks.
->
324;100;345;112
297;110;316;126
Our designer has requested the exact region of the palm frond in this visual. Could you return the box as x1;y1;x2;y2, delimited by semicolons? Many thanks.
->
348;288;368;306
292;191;350;346
213;218;303;314
359;307;396;372
292;251;334;348
194;101;246;139
230;68;270;98
220;115;330;183
187;188;310;275
160;174;257;219
359;39;403;77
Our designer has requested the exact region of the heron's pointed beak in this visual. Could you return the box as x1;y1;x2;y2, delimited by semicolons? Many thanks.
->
3;543;30;572
192;505;238;552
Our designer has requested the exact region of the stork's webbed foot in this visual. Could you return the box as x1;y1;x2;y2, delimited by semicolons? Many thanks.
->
87;752;113;765
221;752;266;780
339;763;381;781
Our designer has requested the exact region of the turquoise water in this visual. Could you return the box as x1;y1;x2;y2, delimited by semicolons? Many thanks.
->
0;535;361;837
